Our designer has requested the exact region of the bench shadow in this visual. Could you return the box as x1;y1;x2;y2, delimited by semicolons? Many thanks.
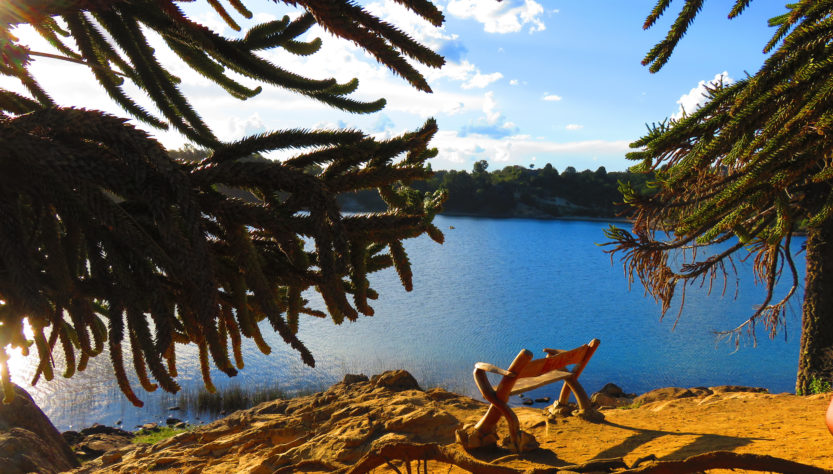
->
460;419;772;469
592;420;770;461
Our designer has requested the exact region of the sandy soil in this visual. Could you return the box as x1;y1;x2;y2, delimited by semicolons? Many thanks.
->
476;391;833;473
75;374;833;473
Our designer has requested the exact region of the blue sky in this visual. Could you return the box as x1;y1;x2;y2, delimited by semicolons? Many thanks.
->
2;0;788;171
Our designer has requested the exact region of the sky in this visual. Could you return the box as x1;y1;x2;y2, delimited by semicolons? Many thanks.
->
1;0;789;171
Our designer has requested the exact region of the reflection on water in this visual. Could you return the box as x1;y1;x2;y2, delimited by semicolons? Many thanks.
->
9;216;805;431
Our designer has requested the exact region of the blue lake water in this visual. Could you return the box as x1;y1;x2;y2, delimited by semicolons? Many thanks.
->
9;215;805;431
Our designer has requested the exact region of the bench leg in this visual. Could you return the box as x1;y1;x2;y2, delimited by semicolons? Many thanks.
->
557;380;573;407
549;377;604;422
564;377;591;412
457;350;535;452
473;370;520;444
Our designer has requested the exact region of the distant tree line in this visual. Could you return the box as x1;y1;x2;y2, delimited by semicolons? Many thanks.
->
341;160;654;218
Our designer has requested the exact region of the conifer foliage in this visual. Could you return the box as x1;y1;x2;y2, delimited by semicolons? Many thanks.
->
605;0;833;392
0;1;446;405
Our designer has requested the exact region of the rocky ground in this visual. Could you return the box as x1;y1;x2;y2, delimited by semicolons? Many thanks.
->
56;370;833;474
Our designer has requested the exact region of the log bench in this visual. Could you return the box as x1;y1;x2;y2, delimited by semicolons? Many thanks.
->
456;338;601;452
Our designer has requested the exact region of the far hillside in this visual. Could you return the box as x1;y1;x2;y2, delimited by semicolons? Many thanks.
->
169;147;650;219
341;160;654;219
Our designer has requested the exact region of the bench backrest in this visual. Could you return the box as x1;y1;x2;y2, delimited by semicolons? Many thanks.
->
516;339;599;379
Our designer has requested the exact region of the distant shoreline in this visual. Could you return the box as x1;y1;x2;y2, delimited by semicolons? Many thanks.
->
438;211;631;224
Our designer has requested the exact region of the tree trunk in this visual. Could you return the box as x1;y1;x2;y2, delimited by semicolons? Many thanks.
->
796;216;833;394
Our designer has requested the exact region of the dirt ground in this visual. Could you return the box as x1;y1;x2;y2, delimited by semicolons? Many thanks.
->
460;391;833;473
75;374;833;473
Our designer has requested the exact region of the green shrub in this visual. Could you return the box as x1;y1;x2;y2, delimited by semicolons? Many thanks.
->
133;426;190;445
808;376;832;395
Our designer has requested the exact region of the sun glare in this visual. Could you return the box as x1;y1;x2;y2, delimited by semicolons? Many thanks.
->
0;312;37;385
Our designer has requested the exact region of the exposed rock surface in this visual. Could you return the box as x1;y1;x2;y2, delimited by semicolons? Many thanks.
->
74;370;479;473
590;382;637;408
634;385;768;405
64;424;134;461
0;383;79;473
370;369;421;391
591;392;633;408
71;376;819;474
341;373;369;385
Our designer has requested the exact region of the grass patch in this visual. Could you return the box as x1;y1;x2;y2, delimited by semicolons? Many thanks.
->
133;426;190;445
176;382;291;416
618;400;643;410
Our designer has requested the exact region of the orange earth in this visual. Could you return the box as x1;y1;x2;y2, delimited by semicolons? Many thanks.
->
503;391;833;473
73;371;833;473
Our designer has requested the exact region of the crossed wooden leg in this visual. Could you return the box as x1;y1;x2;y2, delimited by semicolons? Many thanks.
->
455;350;538;452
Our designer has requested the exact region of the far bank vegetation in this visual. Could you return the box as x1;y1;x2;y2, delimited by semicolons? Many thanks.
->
340;160;654;219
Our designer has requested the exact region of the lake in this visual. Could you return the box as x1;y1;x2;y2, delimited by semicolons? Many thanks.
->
8;215;805;431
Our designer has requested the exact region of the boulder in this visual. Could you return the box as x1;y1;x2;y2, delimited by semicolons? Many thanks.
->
599;383;624;397
371;370;421;392
342;374;369;385
80;423;129;437
66;425;134;461
0;383;79;473
591;392;633;408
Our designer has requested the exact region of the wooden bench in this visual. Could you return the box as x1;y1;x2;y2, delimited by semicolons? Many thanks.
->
456;338;601;452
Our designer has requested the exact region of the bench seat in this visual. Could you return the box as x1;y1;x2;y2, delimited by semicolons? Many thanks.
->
509;369;572;396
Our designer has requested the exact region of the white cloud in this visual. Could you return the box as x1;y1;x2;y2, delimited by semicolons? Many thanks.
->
427;60;475;82
543;94;562;102
483;91;500;124
433;130;630;167
312;120;349;130
462;71;503;89
443;150;468;164
509;79;519;86
424;59;504;91
446;0;546;34
565;124;583;130
673;71;733;119
458;91;519;138
225;113;266;139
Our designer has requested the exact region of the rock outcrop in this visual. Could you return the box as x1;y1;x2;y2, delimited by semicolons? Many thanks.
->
74;370;482;473
67;377;828;473
634;385;768;405
64;424;134;461
0;383;79;473
590;382;636;408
